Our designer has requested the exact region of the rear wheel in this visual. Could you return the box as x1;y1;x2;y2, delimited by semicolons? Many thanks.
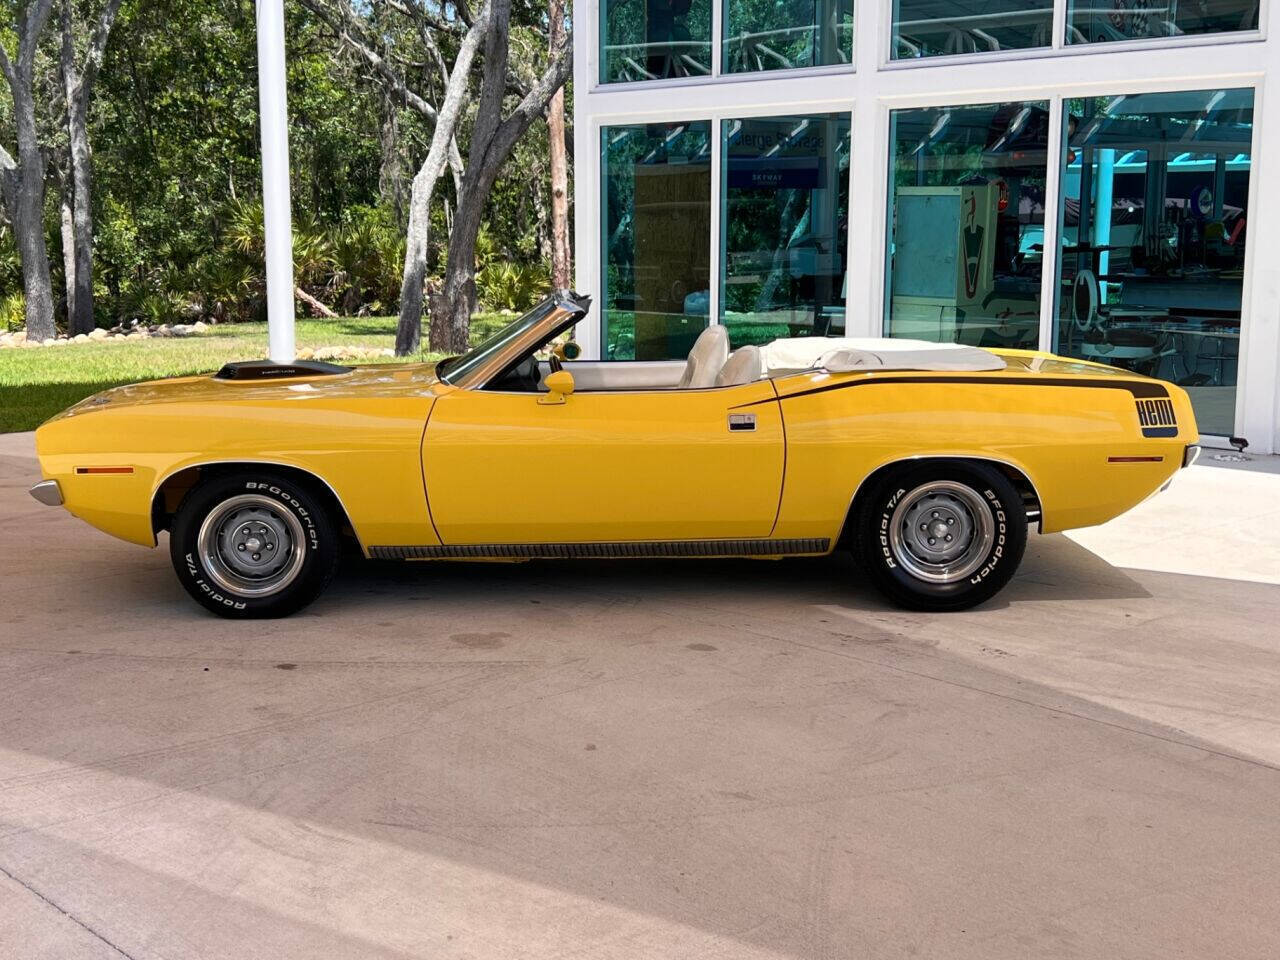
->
854;461;1027;611
169;472;340;618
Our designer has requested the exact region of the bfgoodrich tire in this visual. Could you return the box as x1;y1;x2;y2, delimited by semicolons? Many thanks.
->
854;461;1027;612
169;472;340;618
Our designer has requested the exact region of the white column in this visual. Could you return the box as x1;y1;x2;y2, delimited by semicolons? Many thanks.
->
256;0;296;364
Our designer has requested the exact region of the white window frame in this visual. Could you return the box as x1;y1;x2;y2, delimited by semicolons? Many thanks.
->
574;0;1280;451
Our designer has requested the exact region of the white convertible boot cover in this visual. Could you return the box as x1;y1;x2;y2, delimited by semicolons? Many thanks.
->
761;337;1006;377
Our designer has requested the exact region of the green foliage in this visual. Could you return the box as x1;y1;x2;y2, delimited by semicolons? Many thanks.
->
478;260;551;312
1;291;25;332
0;0;568;331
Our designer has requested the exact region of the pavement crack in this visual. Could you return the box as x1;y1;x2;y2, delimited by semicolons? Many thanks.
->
0;861;138;959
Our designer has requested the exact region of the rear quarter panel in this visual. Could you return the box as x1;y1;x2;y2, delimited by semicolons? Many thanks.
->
35;376;438;549
769;371;1197;541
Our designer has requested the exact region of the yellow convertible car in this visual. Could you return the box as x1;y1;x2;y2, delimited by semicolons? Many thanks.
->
31;292;1199;618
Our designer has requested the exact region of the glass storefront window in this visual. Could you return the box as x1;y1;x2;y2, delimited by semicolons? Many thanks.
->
601;122;712;360
601;0;712;83
884;101;1049;349
719;113;850;347
1055;88;1254;436
1067;0;1259;45
724;0;853;73
892;0;1053;59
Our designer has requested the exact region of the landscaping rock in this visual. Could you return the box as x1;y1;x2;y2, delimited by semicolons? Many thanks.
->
73;333;90;343
88;328;110;341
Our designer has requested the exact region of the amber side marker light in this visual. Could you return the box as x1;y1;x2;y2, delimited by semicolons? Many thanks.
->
1107;456;1165;463
75;466;135;475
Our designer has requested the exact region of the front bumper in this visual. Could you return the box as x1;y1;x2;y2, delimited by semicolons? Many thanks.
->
1183;444;1202;469
29;480;63;506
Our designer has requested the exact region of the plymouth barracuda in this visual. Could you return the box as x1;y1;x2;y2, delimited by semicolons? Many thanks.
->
30;292;1200;617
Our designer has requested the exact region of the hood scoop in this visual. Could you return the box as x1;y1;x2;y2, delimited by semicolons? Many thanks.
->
214;360;351;381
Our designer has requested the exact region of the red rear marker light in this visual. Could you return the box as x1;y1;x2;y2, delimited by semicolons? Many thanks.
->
1107;456;1164;463
75;466;135;475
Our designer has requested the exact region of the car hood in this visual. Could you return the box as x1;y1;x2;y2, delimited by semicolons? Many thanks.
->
50;362;440;422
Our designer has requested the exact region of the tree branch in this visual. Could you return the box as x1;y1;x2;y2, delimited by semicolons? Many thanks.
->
300;0;439;120
79;0;125;96
0;42;17;91
486;37;573;172
18;0;56;76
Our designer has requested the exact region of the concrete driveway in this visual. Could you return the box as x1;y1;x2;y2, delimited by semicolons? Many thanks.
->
2;431;1279;960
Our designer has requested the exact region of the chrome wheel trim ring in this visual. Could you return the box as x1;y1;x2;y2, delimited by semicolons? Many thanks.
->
887;481;994;584
197;494;307;598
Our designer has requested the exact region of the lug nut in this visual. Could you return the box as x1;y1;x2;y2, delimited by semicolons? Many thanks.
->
251;553;261;561
237;544;246;551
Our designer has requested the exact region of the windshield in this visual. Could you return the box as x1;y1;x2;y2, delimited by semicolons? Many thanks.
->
437;298;565;385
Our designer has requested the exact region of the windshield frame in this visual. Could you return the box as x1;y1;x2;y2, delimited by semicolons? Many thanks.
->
437;293;589;389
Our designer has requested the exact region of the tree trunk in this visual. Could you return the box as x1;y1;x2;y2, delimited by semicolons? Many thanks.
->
57;0;123;335
10;163;55;341
0;0;56;341
66;98;95;335
546;0;570;290
3;113;56;340
433;182;485;354
390;0;496;355
378;84;404;221
396;164;444;355
59;175;77;323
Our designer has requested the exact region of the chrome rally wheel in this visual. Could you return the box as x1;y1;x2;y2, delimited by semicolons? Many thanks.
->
197;494;307;598
887;481;995;584
855;462;1027;612
170;472;339;618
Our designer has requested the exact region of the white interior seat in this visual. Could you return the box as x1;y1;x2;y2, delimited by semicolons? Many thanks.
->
716;345;763;386
678;325;730;388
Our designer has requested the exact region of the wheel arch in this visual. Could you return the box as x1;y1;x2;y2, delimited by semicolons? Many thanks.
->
839;455;1043;547
151;460;362;550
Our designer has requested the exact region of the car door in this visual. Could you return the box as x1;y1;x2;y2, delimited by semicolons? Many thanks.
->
421;380;784;545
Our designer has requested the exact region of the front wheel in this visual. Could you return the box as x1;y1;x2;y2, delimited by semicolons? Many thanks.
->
169;472;340;618
854;462;1027;611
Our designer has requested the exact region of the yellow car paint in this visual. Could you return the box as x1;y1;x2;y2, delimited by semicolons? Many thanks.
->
36;364;439;548
33;318;1198;560
422;378;784;543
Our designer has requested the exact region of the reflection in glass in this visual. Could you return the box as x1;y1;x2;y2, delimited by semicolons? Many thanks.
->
885;102;1049;350
1055;89;1253;436
601;0;712;83
724;0;853;73
601;122;711;360
892;0;1053;59
1067;0;1259;44
720;114;850;347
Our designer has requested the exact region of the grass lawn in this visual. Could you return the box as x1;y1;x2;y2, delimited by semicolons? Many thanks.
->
0;313;512;433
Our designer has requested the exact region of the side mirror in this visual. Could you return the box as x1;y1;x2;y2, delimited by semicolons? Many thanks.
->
539;369;575;405
555;340;582;361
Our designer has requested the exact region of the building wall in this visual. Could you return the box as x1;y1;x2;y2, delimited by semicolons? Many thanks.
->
572;0;1280;453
